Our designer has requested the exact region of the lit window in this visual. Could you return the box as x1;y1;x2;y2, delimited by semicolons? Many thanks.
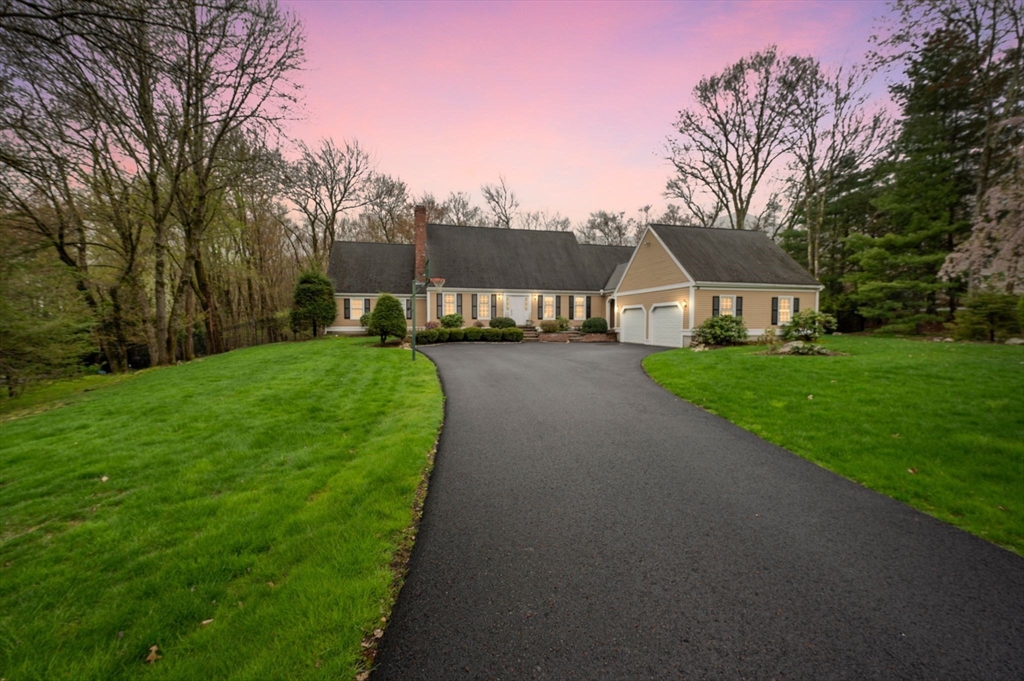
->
574;296;586;320
478;294;490;319
778;297;792;324
351;299;364;318
720;296;734;316
443;293;456;316
543;295;555;319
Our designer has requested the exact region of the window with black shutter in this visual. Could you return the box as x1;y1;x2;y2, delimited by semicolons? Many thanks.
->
586;296;591;319
794;297;800;313
771;297;779;325
436;294;442;319
555;296;561;318
537;295;543;320
471;294;478;320
344;298;350;320
736;296;743;317
712;296;720;317
457;294;463;316
364;298;371;315
569;295;575;320
491;296;497;319
405;299;411;319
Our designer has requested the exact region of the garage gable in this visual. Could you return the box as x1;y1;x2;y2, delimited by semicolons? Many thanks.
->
616;226;691;294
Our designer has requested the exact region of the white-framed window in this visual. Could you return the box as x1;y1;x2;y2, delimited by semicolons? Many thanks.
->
478;294;490;319
573;296;586;320
719;295;735;316
778;296;793;324
443;293;456;316
543;295;555;319
351;298;364;318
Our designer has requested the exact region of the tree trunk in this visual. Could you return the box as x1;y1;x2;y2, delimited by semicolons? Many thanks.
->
194;252;224;355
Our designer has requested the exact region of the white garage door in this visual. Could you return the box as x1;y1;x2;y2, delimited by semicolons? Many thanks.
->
650;305;683;348
620;308;646;344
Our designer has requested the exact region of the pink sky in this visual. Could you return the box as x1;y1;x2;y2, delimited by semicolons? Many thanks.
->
282;0;889;225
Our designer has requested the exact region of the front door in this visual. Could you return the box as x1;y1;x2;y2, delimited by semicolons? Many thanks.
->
507;295;529;326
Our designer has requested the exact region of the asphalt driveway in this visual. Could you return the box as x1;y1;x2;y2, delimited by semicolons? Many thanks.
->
373;343;1023;680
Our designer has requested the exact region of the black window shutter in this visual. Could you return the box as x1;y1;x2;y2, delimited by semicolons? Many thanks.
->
569;296;575;320
457;294;463;316
437;294;442;319
538;295;543;320
555;296;561;318
586;296;591;318
793;297;800;313
491;296;497;319
344;298;350;320
364;298;371;315
471;294;478;319
736;296;743;317
712;296;720;317
771;297;779;325
405;299;411;319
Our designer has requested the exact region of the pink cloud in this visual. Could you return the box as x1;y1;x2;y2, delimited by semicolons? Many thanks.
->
282;0;888;224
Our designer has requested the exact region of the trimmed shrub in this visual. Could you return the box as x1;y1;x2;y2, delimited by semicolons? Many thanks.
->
359;313;371;330
415;329;436;344
581;317;608;333
782;309;836;342
482;327;503;342
692;315;748;346
555;315;570;331
435;328;450;342
954;291;1021;342
502;327;524;342
290;270;335;337
425;321;440;330
440;313;463;329
367;293;407;344
465;326;483;341
540;320;559;334
489;317;517;329
448;328;465;342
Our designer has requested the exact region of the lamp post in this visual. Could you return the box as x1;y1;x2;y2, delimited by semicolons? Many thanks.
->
410;260;429;361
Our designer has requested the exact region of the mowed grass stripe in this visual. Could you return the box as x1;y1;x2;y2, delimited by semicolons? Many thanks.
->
644;336;1024;555
0;337;443;680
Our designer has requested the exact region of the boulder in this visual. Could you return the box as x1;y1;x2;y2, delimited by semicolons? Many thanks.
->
1006;337;1024;345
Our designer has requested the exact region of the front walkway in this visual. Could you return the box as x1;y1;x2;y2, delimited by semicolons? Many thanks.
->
374;343;1024;680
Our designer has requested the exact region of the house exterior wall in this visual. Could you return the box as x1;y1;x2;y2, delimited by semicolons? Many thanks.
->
615;288;692;340
330;294;426;333
616;230;688;293
692;288;816;332
416;291;606;327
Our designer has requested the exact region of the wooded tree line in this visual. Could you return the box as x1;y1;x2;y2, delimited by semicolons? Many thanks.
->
2;0;1020;391
666;0;1022;332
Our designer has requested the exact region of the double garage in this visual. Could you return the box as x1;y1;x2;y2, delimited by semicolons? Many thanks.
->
620;305;685;348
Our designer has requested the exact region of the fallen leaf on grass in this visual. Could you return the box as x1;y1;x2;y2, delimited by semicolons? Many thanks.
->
200;619;213;627
908;468;918;474
373;628;384;639
146;645;161;664
892;433;900;438
101;476;109;483
807;395;813;400
267;581;275;588
356;673;370;681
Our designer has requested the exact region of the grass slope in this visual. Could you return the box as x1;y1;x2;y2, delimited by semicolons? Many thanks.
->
644;336;1024;555
0;338;443;680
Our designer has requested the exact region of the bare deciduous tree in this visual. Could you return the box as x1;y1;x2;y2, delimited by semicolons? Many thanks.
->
442;191;486;226
666;46;814;229
787;63;889;275
361;174;411;243
480;175;519;228
576;211;639;246
288;138;371;269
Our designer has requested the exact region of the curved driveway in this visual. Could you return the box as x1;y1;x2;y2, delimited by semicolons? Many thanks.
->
374;343;1023;680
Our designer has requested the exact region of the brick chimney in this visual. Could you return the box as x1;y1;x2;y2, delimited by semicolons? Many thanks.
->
414;204;427;279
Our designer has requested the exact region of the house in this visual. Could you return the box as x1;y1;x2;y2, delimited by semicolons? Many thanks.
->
326;205;821;347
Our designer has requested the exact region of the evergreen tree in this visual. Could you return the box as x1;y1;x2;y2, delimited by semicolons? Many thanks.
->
847;28;985;331
290;272;336;337
367;293;407;345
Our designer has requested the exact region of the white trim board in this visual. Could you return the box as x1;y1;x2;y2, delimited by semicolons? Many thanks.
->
693;282;823;291
615;283;691;297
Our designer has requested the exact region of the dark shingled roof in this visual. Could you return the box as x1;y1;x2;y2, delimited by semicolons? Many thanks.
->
649;224;820;286
326;241;415;293
424;224;630;291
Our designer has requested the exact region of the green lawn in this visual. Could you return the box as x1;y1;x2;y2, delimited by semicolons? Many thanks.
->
0;337;443;680
644;336;1024;555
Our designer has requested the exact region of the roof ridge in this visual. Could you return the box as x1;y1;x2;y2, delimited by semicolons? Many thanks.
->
428;223;578;238
650;223;767;235
332;240;414;246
